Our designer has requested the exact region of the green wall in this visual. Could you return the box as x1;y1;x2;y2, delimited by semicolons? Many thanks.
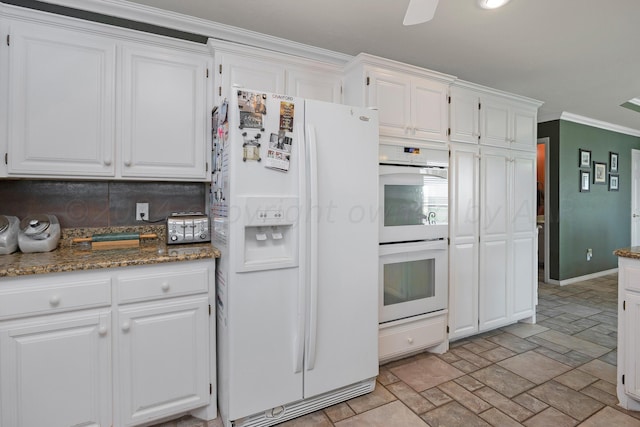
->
538;119;640;281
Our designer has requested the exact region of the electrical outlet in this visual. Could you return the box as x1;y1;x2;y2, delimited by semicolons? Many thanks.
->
136;203;149;221
586;248;593;261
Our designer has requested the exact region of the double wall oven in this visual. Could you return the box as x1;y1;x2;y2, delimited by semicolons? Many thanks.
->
379;144;449;323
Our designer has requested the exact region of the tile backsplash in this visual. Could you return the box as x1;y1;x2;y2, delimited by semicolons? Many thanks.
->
0;180;206;228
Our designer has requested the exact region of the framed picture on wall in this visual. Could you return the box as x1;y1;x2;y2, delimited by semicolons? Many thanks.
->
610;152;619;173
580;170;590;192
579;148;591;168
609;174;619;191
593;161;607;184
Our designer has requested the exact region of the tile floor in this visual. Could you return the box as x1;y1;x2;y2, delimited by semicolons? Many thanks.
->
155;272;640;427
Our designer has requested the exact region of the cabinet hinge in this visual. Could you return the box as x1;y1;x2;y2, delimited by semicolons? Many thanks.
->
219;64;222;74
340;85;343;95
447;237;450;245
206;162;209;173
210;383;213;394
209;304;212;316
624;300;626;310
206;68;209;78
446;325;449;333
448;95;451;104
4;153;7;165
5;34;9;46
366;77;370;86
218;87;222;97
447;128;451;136
623;374;626;385
478;102;481;110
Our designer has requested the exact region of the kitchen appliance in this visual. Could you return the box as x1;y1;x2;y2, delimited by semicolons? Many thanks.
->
379;144;448;243
378;144;449;324
17;214;60;253
166;212;210;244
212;90;379;427
0;215;19;254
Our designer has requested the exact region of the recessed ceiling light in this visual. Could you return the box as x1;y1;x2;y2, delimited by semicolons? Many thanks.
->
478;0;512;9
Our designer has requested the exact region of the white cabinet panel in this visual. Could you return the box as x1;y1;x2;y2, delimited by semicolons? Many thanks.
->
511;106;538;151
0;311;111;427
117;296;210;427
512;154;536;233
215;51;285;103
411;77;448;141
449;88;480;144
449;243;478;338
367;69;412;138
481;98;510;148
7;21;116;177
120;44;210;180
481;150;509;238
512;236;535;318
287;67;341;103
479;240;509;330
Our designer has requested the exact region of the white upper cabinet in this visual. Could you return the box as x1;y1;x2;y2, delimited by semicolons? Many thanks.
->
120;43;211;180
2;9;212;181
343;53;455;145
6;20;117;177
211;40;342;105
449;81;541;151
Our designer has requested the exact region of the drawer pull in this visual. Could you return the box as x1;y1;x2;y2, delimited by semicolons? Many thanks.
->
407;337;414;344
98;326;108;336
121;322;131;332
161;282;170;292
49;295;61;307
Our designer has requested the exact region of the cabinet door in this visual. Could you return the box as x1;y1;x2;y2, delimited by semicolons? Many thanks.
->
7;21;116;177
510;105;537;151
449;145;480;339
366;69;412;138
511;153;537;319
625;292;640;400
479;149;510;330
215;51;285;104
449;87;480;144
287;67;342;103
117;296;209;427
0;311;111;427
480;97;510;148
120;43;211;180
411;76;448;142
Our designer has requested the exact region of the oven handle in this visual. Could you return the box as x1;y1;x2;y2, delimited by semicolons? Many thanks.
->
379;239;448;256
379;164;447;179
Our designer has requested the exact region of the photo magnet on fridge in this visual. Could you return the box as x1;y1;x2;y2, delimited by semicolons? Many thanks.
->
279;101;294;132
237;90;267;114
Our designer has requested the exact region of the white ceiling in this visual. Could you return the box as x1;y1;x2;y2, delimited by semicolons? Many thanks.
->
124;0;640;133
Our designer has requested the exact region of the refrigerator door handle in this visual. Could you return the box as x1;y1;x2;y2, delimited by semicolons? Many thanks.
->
306;124;319;371
294;121;306;374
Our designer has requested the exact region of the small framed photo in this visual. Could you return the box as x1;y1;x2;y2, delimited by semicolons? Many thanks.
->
593;161;607;184
580;170;590;192
609;174;619;191
579;149;591;168
610;152;619;173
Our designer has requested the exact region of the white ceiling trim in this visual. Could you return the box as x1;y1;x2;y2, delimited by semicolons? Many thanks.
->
31;0;352;65
560;112;640;138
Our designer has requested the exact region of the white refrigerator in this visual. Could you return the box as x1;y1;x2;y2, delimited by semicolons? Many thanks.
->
211;90;379;427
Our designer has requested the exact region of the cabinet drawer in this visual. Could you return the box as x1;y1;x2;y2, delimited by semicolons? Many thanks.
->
379;314;446;362
624;264;640;292
0;277;111;319
116;265;209;304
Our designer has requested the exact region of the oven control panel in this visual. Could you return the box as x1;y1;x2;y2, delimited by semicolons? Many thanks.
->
166;212;211;245
379;143;448;167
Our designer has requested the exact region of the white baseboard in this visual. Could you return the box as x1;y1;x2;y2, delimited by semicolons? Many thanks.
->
545;268;618;286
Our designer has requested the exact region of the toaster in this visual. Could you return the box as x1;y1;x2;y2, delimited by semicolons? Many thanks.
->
166;212;210;245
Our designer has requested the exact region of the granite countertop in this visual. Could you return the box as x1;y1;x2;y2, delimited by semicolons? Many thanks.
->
0;225;220;278
614;247;640;260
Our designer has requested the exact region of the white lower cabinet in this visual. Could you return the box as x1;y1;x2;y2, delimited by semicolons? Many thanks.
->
379;312;448;363
617;257;640;411
0;260;216;427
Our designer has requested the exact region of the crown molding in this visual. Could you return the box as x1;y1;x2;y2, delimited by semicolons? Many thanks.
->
17;0;352;65
560;112;640;137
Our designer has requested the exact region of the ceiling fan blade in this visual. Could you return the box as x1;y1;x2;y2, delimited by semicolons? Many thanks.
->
403;0;439;26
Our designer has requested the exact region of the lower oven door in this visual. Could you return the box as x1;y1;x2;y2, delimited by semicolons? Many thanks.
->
379;239;448;323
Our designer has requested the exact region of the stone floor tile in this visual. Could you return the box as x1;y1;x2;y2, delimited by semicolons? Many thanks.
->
538;320;591;335
579;385;619;406
376;368;399;386
451;347;493;368
278;410;333;427
533;347;594;367
526;335;572;354
346;383;396;414
501;323;549;338
590;379;617;396
479;346;517;363
470;365;535;398
437;351;461;364
577;359;617;384
206;418;223;427
498;351;572;384
588;312;618;326
556;303;602;318
578;406;640;427
598;350;617;366
553;369;599;391
420;401;491;427
474;386;534;422
535;330;611;358
528;381;604;421
570;318;601;330
421;387;454;407
390;355;464;392
386;381;435;414
463;338;499;354
336;401;428;427
512;393;549;414
324;402;356;423
452;358;483;373
455;375;486;392
479;407;524;427
438;381;492;414
574;328;618;349
523;407;578;427
487;333;539;354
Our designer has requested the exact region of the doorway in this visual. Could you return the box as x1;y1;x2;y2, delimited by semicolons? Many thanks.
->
632;149;640;246
537;137;550;284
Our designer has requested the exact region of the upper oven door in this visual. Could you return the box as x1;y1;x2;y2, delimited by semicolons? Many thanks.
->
379;164;448;243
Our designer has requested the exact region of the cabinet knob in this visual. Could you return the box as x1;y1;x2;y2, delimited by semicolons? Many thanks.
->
98;326;108;336
122;322;131;332
49;295;61;307
124;160;132;167
104;159;112;166
407;337;414;344
161;282;170;292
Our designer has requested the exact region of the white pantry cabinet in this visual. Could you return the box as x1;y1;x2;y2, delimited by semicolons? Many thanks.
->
210;40;342;105
343;53;454;145
1;8;212;181
617;256;640;411
449;81;539;151
448;143;538;340
0;260;216;427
